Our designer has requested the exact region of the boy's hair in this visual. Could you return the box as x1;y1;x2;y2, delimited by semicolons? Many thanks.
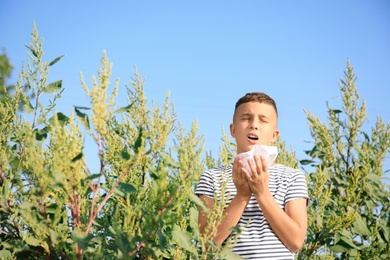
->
233;92;278;120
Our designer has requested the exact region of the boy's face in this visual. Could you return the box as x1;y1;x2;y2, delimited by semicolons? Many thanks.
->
230;102;280;154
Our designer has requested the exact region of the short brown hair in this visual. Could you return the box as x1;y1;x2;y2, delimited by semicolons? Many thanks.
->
234;92;278;119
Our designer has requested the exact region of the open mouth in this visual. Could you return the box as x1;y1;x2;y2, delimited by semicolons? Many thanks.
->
248;134;259;141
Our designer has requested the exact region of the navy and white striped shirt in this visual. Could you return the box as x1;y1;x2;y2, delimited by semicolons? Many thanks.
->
195;164;309;259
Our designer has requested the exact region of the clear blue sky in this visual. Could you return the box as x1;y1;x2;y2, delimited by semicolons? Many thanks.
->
1;1;389;175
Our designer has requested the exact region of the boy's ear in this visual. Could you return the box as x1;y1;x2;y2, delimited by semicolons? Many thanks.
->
230;123;236;137
272;129;280;142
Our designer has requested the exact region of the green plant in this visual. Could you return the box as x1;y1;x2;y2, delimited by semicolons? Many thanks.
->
0;22;242;260
297;61;390;259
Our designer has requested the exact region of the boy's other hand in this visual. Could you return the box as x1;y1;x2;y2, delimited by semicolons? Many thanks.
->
232;157;252;199
246;155;270;196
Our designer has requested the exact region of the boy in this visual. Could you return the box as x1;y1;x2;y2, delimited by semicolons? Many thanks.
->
195;92;309;259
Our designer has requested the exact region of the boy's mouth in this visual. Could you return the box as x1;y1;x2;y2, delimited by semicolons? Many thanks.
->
248;134;259;141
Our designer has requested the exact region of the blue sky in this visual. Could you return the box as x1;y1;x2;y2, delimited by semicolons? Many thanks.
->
1;1;389;175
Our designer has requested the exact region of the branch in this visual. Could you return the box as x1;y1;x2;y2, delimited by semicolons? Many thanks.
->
129;185;181;257
37;177;54;260
129;242;145;256
86;165;102;229
31;83;41;129
84;149;152;234
159;186;181;215
15;142;26;174
1;222;21;239
85;134;104;234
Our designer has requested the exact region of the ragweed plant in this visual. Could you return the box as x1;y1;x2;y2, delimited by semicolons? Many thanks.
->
2;23;389;260
0;22;68;259
297;61;390;259
0;23;249;260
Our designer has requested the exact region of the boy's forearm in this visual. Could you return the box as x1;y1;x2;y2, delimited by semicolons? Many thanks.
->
254;191;307;253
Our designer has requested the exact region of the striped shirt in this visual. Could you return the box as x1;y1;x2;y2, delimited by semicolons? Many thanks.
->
195;164;309;259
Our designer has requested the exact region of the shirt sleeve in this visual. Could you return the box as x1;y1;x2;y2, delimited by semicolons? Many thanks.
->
195;170;215;199
285;170;310;206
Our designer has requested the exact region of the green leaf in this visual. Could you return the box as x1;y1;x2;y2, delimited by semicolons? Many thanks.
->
331;109;342;114
172;225;197;255
379;219;390;243
189;206;199;233
44;80;62;93
109;226;117;235
49;112;69;126
25;44;38;57
162;154;179;168
366;173;382;187
85;173;103;181
71;152;83;162
351;214;370;236
120;149;130;160
362;132;370;141
134;127;143;154
223;250;246;260
74;107;90;130
114;103;133;114
157;229;167;249
300;159;313;165
334;176;348;185
34;127;49;141
0;250;12;259
53;171;66;187
149;171;159;180
2;179;9;198
74;106;90;110
330;244;348;253
49;229;60;245
35;132;47;141
19;202;34;210
190;193;209;213
72;230;93;250
49;55;64;66
24;100;34;114
229;226;241;233
25;236;41;247
334;231;341;245
113;182;136;197
349;249;358;257
338;230;357;249
315;214;323;227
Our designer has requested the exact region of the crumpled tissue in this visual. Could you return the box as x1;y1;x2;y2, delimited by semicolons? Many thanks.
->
235;145;278;175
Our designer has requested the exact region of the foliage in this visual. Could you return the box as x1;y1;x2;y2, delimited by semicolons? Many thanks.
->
0;46;38;112
297;61;390;259
1;23;389;260
0;48;13;90
0;23;241;260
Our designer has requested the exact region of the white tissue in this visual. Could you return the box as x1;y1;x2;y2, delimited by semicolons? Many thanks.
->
235;145;278;175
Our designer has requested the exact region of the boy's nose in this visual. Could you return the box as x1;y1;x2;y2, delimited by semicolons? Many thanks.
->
250;125;258;130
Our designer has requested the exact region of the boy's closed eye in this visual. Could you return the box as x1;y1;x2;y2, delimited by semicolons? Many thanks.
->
241;114;252;120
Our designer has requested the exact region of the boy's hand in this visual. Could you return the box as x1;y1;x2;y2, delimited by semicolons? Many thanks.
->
246;155;270;196
232;157;252;199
